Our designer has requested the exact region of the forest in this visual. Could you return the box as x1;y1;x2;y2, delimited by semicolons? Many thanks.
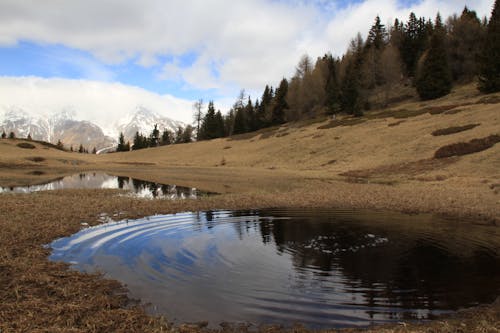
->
121;2;499;149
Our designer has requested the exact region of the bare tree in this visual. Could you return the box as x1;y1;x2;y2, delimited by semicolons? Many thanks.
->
193;99;204;141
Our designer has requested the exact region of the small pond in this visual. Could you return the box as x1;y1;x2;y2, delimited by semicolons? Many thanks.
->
0;172;212;199
49;209;500;328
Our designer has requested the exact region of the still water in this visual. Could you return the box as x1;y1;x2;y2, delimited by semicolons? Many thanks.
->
0;172;211;199
49;209;500;328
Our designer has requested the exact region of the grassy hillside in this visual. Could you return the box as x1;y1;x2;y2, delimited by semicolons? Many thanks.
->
1;83;500;333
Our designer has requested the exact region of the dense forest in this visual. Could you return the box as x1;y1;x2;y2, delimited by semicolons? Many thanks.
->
122;1;499;150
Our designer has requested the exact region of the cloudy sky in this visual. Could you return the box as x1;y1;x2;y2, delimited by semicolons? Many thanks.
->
0;0;495;124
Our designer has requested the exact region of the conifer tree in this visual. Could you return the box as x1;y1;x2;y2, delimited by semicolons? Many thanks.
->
150;124;160;147
78;144;84;153
271;78;288;125
215;110;225;138
324;54;341;114
478;0;500;93
1;131;5;139
117;132;128;152
416;14;452;100
92;147;97;154
161;129;172;145
8;131;15;139
27;133;32;140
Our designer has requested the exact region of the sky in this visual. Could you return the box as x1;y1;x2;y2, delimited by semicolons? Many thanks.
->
0;0;495;125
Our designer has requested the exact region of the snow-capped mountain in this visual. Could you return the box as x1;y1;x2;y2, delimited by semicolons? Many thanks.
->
0;105;185;151
116;106;185;142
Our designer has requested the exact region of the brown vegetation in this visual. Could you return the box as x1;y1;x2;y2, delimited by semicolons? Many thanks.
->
431;123;480;136
434;134;500;158
17;142;36;149
0;83;499;332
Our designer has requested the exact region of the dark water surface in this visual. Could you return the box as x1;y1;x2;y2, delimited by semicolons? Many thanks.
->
49;209;500;328
0;172;211;199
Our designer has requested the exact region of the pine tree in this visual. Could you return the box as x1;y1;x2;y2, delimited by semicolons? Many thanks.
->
271;78;288;125
478;0;500;93
400;13;430;76
161;129;172;145
132;132;146;150
92;147;97;154
78;144;84;153
215;111;225;138
8;131;15;139
117;132;128;152
150;124;160;147
180;125;194;143
27;133;32;140
56;140;64;150
324;55;341;115
1;131;6;139
233;108;247;135
416;14;452;100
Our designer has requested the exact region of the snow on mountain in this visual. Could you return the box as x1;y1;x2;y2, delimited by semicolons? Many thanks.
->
116;106;185;142
0;104;186;151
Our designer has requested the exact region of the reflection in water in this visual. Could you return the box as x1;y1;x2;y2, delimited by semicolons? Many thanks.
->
49;209;500;328
0;172;212;199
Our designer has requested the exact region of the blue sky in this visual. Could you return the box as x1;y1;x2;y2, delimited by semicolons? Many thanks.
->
0;0;494;123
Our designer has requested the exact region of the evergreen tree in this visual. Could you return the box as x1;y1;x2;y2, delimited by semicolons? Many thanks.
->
117;132;128;152
233;108;247;135
92;147;97;154
341;59;363;116
161;129;172;145
416;14;452;100
70;145;73;152
448;7;484;82
215;110;225;138
367;15;388;50
478;0;500;93
132;131;147;150
27;133;32;140
245;98;257;132
324;54;341;114
180;125;194;143
400;13;429;76
78;144;84;153
149;124;160;147
174;126;184;144
1;131;6;139
271;78;288;124
257;85;273;128
8;131;15;139
199;101;218;140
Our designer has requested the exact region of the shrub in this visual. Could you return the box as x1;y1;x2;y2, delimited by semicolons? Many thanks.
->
432;124;480;136
434;134;500;158
17;142;36;149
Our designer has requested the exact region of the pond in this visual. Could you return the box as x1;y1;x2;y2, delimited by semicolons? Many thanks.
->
0;172;212;199
49;209;500;328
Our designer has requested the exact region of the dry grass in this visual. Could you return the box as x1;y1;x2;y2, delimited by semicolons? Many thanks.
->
0;83;499;332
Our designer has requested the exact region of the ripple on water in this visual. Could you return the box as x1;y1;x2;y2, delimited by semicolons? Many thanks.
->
49;209;500;328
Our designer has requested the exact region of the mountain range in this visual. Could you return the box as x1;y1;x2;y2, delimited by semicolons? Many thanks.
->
0;106;185;152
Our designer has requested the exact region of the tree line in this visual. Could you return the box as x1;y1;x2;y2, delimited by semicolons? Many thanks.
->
116;125;195;152
190;3;499;141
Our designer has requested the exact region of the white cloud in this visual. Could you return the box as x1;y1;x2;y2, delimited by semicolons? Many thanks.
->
0;76;194;132
0;0;495;95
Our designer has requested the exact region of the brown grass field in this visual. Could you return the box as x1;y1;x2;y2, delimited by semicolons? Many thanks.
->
0;83;499;332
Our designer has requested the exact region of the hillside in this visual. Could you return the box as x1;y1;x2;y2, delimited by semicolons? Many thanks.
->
0;83;498;220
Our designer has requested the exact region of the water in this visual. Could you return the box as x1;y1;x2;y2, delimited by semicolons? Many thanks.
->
49;209;500;328
0;172;212;199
